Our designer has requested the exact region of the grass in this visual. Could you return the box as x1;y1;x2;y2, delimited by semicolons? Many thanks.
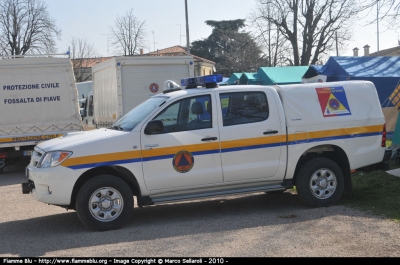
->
339;162;400;223
338;138;400;222
289;140;400;223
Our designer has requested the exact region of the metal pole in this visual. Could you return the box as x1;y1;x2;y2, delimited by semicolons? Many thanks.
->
336;32;339;56
377;0;380;55
185;0;191;55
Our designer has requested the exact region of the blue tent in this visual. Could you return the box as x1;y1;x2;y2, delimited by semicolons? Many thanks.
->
303;65;323;79
318;56;400;107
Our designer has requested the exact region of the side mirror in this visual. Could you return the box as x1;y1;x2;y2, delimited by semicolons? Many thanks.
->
145;120;164;135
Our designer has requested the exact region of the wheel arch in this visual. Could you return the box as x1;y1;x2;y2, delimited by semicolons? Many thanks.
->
293;144;352;193
69;165;141;210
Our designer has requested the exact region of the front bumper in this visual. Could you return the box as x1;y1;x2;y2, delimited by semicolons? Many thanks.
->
21;180;35;194
22;165;82;206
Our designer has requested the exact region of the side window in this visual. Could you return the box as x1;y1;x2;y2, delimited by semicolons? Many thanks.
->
220;92;269;126
154;95;212;133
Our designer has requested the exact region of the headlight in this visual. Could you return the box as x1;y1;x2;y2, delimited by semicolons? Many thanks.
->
38;151;73;168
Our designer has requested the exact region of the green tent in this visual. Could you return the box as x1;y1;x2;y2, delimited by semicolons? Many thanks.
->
257;66;308;85
392;113;400;144
226;73;242;85
239;72;259;85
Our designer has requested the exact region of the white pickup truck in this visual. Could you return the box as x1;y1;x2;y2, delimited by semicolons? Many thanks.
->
22;75;391;231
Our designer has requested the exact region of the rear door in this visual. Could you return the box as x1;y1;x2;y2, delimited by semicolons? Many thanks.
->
216;88;285;182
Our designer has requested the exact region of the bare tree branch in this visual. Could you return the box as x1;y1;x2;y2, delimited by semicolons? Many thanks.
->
69;37;99;82
0;0;61;56
251;0;357;66
109;8;146;56
357;0;400;30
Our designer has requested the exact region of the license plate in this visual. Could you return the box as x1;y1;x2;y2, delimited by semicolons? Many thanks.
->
23;151;33;156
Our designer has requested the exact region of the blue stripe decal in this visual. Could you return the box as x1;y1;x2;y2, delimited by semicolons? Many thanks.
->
142;149;220;162
192;149;221;156
221;142;283;153
67;131;381;170
68;158;142;170
142;154;175;162
288;132;382;145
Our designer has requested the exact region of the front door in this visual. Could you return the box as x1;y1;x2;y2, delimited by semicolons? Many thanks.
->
141;93;223;191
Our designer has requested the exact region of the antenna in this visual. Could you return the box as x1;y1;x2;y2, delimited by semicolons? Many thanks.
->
152;31;158;52
176;24;186;46
101;34;110;56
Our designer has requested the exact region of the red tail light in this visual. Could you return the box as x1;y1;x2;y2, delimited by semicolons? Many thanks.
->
0;152;7;159
381;124;387;147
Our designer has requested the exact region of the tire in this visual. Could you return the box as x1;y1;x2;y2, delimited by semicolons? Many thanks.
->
0;167;3;174
296;158;344;207
75;175;134;231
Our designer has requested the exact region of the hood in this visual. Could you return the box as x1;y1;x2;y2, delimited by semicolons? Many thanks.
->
36;129;126;152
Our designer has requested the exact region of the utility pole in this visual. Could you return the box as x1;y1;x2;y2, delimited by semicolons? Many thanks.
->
377;0;380;55
336;32;339;56
185;0;190;55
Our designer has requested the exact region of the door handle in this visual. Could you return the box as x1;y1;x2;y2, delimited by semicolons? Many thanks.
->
201;137;218;141
263;130;278;135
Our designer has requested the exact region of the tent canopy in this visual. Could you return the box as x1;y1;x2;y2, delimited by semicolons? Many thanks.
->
302;65;323;79
226;73;242;85
318;56;400;107
257;66;308;85
239;72;258;85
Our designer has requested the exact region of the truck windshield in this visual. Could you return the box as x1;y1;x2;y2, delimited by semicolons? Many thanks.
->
111;96;169;131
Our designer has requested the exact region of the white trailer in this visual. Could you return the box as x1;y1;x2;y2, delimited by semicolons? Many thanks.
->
90;56;194;129
0;56;83;173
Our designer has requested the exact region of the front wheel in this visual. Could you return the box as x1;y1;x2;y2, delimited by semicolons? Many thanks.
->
296;158;344;207
76;175;134;231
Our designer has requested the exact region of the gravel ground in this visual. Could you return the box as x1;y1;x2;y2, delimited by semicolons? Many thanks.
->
1;161;400;257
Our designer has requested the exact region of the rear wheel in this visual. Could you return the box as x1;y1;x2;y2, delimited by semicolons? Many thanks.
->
296;158;344;207
76;175;133;231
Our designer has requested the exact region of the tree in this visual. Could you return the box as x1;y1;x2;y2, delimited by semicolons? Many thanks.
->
191;19;265;76
109;8;146;56
69;37;99;83
250;5;293;67
0;0;61;56
252;0;358;66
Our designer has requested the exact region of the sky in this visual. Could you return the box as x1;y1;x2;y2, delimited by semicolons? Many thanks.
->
43;0;400;59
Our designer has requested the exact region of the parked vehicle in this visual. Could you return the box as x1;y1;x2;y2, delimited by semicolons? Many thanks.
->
0;55;83;173
22;75;390;231
79;91;94;131
88;56;195;129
